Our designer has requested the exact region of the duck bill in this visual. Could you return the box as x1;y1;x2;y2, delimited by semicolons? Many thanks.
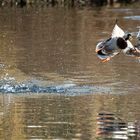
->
95;49;99;53
95;48;102;53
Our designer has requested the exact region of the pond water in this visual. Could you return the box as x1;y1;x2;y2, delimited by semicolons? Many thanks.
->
0;5;140;140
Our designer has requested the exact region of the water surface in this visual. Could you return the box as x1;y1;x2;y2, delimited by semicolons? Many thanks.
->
0;6;140;140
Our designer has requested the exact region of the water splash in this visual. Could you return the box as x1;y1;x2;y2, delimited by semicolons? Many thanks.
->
0;82;111;94
0;74;111;94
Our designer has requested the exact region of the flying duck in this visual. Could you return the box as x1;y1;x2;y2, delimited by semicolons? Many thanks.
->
95;23;134;62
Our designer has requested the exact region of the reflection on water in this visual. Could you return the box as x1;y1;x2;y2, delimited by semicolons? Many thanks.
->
0;93;140;140
96;112;136;139
0;5;140;140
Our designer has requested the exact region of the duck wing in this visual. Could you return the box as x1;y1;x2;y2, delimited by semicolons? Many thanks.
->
137;29;140;40
123;40;137;56
111;24;125;38
134;29;140;50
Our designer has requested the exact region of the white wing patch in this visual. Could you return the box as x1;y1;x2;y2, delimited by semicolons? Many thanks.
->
127;40;134;49
111;24;125;38
137;29;140;39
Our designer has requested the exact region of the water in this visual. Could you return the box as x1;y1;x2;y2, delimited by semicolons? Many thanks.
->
0;6;140;140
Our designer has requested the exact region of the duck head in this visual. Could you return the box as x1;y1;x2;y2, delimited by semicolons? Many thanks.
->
124;33;132;41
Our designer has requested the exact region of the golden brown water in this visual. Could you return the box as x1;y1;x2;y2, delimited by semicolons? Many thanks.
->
0;6;140;140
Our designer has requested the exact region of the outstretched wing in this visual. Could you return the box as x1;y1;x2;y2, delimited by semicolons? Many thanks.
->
111;24;125;38
137;29;140;40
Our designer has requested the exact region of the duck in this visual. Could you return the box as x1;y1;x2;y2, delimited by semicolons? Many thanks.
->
135;29;140;49
96;23;134;62
123;29;140;57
